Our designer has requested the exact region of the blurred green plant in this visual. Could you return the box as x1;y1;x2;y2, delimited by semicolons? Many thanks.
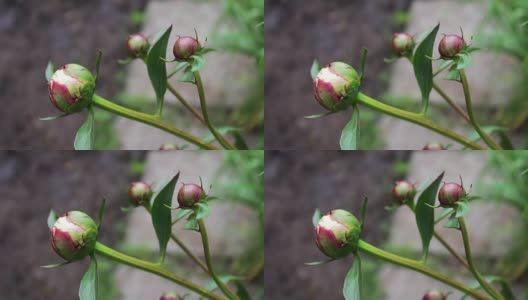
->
215;151;264;281
480;151;528;282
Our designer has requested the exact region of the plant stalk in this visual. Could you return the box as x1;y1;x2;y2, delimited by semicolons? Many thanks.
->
198;219;240;300
193;72;236;150
358;240;490;300
432;83;471;123
91;94;218;149
170;232;210;274
356;92;487;149
94;242;225;300
432;231;469;269
167;83;206;124
458;218;504;300
459;70;502;150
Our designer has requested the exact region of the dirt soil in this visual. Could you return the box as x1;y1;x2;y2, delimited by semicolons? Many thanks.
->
0;0;147;149
264;0;413;150
0;151;143;299
264;151;410;299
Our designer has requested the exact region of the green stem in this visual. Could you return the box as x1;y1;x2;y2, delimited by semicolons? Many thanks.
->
198;219;240;300
91;94;218;150
356;92;487;150
358;240;490;300
170;232;210;274
459;70;502;150
94;242;225;300
167;83;206;125
432;83;471;123
459;218;504;300
193;72;236;150
432;231;469;269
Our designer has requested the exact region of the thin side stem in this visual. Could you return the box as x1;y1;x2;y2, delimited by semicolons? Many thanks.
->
193;72;236;150
356;92;487;149
432;83;471;123
358;240;490;300
459;218;505;300
170;233;209;274
198;219;240;300
94;242;225;300
432;231;469;269
167;83;206;124
91;94;218;150
459;70;502;150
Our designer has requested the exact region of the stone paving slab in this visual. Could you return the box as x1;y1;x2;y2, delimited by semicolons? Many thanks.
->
388;151;519;257
388;0;520;107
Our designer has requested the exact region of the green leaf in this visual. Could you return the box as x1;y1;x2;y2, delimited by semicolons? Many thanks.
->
47;209;58;229
413;23;440;112
312;208;322;227
435;207;454;224
183;213;199;231
147;25;172;111
444;64;461;81
74;107;95;150
168;61;189;78
304;111;337;119
41;261;71;268
456;52;472;70
464;275;516;300
94;49;102;84
235;281;252;300
497;131;514;150
415;171;444;261
190;55;206;72
444;215;460;229
79;256;98;300
151;172;180;262
178;66;196;83
343;255;362;300
173;208;193;224
97;198;106;230
45;61;55;81
340;105;360;150
305;258;335;266
434;60;454;77
523;55;528;75
360;197;368;226
310;60;320;80
233;131;249;150
359;48;368;82
195;202;210;220
39;114;69;121
454;201;470;218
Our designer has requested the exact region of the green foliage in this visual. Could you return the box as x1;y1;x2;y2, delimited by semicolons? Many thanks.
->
128;10;146;26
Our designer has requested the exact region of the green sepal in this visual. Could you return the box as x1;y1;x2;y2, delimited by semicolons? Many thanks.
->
79;255;98;300
444;64;461;81
310;59;321;80
305;258;336;266
47;209;59;229
179;66;196;84
41;261;72;268
194;202;210;220
45;61;55;81
312;208;322;227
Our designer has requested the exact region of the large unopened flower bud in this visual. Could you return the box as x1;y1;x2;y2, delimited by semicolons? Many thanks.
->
173;36;200;60
50;211;98;261
422;141;445;150
126;34;149;58
128;181;153;206
177;183;204;208
313;62;360;111
392;180;416;204
422;289;447;300
160;292;181;300
48;64;95;113
314;209;361;259
391;32;415;56
438;182;466;207
438;34;466;59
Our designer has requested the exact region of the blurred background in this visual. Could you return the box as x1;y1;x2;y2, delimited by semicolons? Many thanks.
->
264;0;528;150
0;150;263;299
264;150;528;299
0;0;263;150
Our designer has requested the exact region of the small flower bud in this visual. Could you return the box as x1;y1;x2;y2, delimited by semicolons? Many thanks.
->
392;180;416;204
391;32;415;56
438;182;466;207
126;34;149;58
128;181;153;206
177;183;204;208
422;289;447;300
313;62;360;111
51;211;98;261
438;34;466;59
48;64;95;113
159;143;180;150
173;36;200;60
314;209;361;259
160;292;181;300
422;141;445;150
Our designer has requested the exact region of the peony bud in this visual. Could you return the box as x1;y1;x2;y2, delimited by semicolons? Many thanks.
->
160;292;180;300
173;36;200;60
314;209;361;259
391;32;415;56
177;183;204;208
159;143;180;150
422;289;447;300
313;62;360;111
438;182;465;207
392;180;416;204
438;34;466;59
48;64;96;114
422;141;445;150
51;211;98;261
128;181;152;206
126;34;149;58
